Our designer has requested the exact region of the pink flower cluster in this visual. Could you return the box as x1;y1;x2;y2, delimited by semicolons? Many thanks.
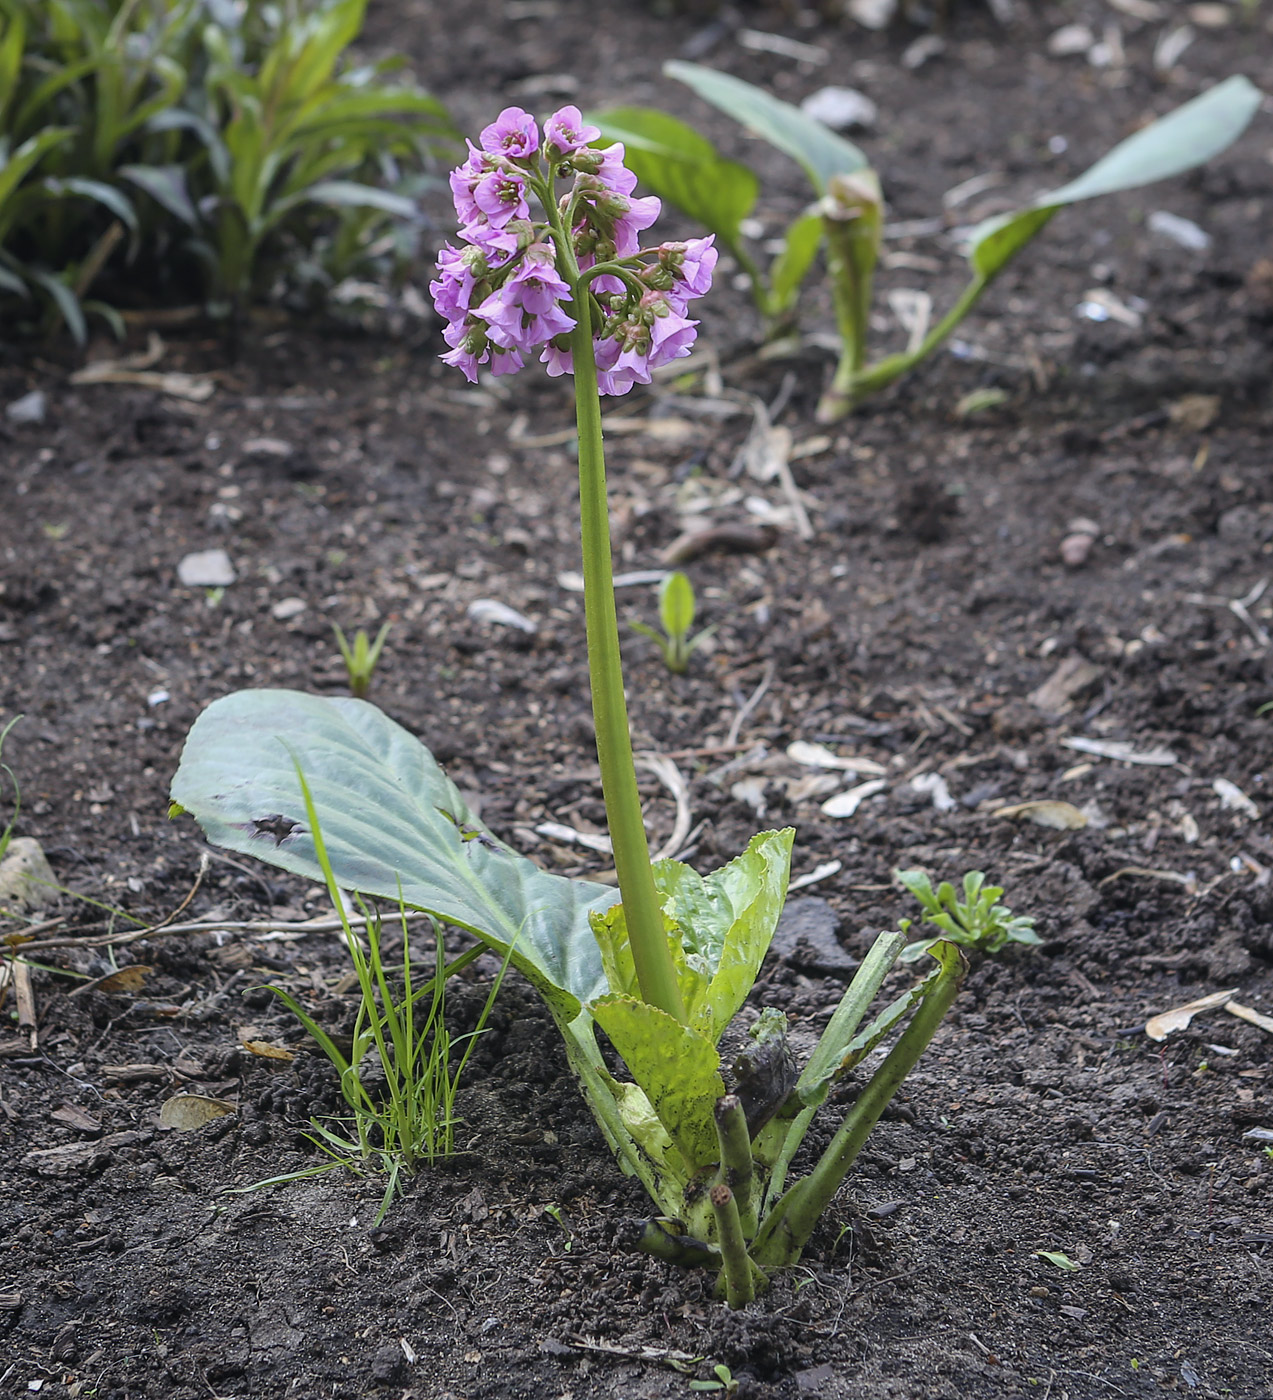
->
430;105;716;395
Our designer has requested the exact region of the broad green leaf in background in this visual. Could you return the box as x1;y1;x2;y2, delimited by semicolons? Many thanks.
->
969;75;1263;280
664;61;868;196
170;690;615;1019
769;210;823;313
589;105;758;260
119;163;199;227
590;994;726;1170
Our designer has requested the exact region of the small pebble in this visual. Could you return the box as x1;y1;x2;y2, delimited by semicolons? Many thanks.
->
800;86;878;132
270;597;306;621
1148;210;1211;252
177;549;236;587
5;389;46;425
1060;533;1095;568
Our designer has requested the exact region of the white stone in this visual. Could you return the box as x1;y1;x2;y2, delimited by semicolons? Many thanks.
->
177;549;236;587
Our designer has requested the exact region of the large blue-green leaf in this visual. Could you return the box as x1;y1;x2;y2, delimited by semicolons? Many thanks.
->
664;61;867;196
969;75;1263;280
170;689;615;1019
590;105;758;253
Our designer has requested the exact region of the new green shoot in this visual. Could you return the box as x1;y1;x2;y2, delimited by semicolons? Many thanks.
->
0;713;23;863
333;622;391;699
894;868;1039;963
630;571;715;674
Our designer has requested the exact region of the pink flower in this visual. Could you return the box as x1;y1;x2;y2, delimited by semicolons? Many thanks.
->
544;106;600;158
475;243;576;353
448;146;487;226
661;236;717;306
473;167;529;228
480;107;539;160
594;331;654;396
429;243;482;322
609;193;661;258
540;340;574;377
592;144;638;198
648;310;698;367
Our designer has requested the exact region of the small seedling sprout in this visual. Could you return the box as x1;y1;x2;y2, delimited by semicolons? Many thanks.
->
333;622;391;699
630;571;716;674
690;1364;739;1395
0;714;23;864
894;868;1039;963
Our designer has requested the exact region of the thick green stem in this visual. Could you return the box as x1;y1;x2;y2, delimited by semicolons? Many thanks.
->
567;294;687;1026
714;1094;756;1237
631;1217;721;1269
818;273;991;420
751;948;965;1269
710;1184;756;1308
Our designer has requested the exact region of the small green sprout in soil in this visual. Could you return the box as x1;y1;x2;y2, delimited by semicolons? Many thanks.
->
0;713;22;863
894;868;1040;963
333;622;391;699
690;1364;739;1395
629;571;715;674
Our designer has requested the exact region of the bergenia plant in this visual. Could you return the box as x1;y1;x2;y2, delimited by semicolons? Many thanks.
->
170;106;965;1304
595;68;1263;420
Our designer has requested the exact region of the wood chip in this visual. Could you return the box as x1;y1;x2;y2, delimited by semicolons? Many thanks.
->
820;779;888;818
1213;778;1260;820
786;741;887;776
994;800;1088;830
1225;1002;1273;1036
50;1103;102;1136
1062;737;1178;766
1145;988;1237;1041
788;860;842;892
661;523;778;566
1029;657;1104;713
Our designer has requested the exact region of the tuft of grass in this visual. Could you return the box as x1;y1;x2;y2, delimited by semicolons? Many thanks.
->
234;763;511;1223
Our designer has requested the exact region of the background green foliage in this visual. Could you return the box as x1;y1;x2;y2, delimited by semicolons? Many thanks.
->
0;0;455;342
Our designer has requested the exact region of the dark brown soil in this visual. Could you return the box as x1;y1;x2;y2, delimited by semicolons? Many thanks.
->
3;2;1272;1398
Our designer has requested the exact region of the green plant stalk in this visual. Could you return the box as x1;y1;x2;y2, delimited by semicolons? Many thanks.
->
709;1184;756;1307
759;930;906;1213
633;1217;722;1268
751;946;965;1269
562;260;687;1025
815;180;882;422
821;229;869;405
829;272;991;415
714;1094;756;1236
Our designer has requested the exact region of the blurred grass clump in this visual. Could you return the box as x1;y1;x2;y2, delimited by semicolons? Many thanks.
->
0;0;456;344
